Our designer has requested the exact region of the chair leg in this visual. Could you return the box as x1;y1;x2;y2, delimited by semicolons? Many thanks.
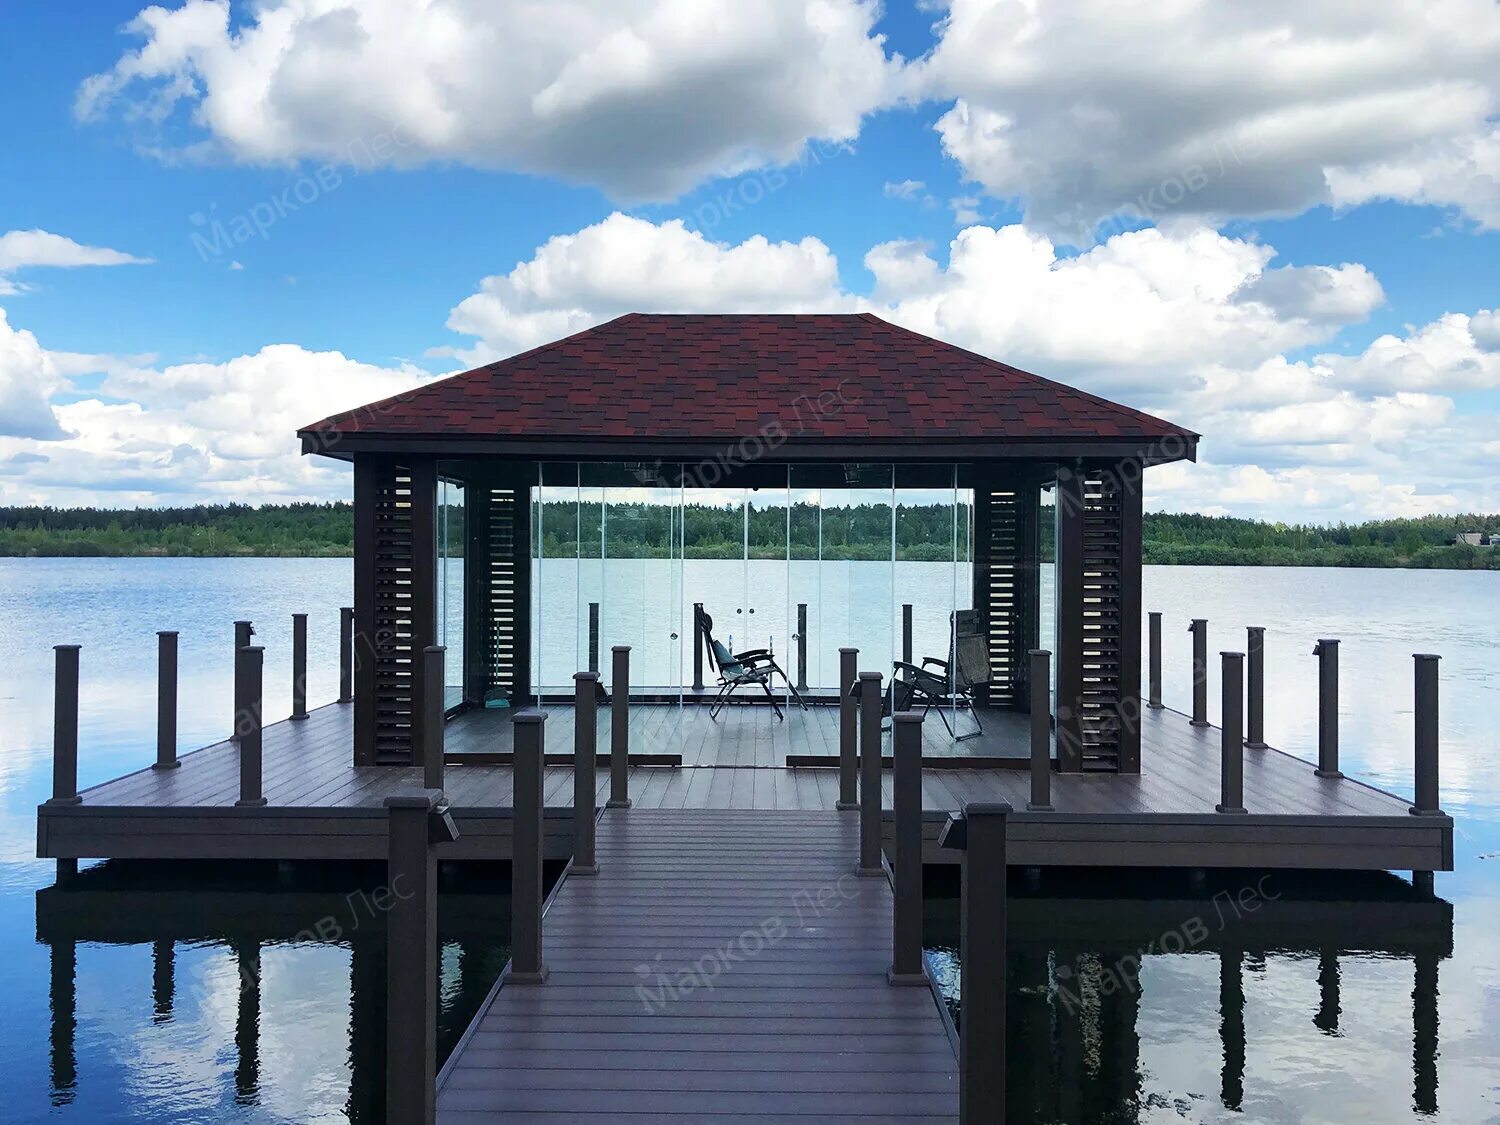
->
756;678;785;722
928;696;958;740
709;680;734;720
771;663;809;711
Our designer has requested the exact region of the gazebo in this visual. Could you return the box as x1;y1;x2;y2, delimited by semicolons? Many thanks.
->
300;313;1198;773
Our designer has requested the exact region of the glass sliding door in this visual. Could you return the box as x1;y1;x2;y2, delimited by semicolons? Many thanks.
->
819;465;895;685
437;475;467;709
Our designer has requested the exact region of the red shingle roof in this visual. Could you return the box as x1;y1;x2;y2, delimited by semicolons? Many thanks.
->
301;313;1195;451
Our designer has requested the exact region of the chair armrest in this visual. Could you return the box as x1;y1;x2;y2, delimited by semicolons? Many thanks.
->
921;657;950;671
732;648;773;663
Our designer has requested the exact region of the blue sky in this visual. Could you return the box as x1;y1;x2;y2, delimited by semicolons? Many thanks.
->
1;0;1497;518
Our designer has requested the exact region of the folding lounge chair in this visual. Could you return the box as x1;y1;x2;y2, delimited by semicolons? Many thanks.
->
891;609;991;741
699;609;808;721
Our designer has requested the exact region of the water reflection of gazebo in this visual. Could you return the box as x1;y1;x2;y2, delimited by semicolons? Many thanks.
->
299;313;1198;771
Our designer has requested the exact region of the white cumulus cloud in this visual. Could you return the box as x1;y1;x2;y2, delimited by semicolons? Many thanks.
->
77;0;903;200
0;229;151;294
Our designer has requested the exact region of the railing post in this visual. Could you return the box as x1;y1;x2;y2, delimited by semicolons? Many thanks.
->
1411;655;1442;817
691;603;704;692
422;646;445;790
384;788;451;1125
1028;649;1052;811
510;711;548;983
1246;627;1266;749
889;712;925;984
1147;612;1163;709
901;603;913;666
608;646;631;809
857;671;884;876
236;645;266;807
232;620;254;740
338;606;354;704
1217;652;1246;814
155;631;179;770
50;645;81;806
291;613;309;721
837;647;859;810
939;803;1011;1125
588;603;600;676
796;603;808;692
1313;639;1341;778
573;671;600;874
1189;619;1209;726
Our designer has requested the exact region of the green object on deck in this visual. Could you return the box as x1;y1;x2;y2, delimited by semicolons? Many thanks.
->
483;689;510;710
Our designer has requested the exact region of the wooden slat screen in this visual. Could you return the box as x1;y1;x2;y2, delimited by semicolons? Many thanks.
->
1079;472;1125;769
482;484;522;701
371;462;418;763
979;487;1023;707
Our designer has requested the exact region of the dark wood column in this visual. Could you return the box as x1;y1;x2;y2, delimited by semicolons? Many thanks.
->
352;454;438;766
970;464;1043;711
1118;464;1144;772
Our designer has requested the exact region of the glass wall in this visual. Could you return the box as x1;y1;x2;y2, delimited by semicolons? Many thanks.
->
437;476;466;709
531;462;970;708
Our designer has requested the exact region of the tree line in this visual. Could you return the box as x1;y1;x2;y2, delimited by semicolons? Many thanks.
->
2;502;1497;570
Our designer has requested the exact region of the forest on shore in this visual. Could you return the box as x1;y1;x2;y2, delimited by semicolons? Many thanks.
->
3;502;1498;569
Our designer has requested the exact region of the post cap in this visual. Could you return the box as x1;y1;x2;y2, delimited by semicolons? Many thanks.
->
937;801;1014;851
157;630;179;637
384;788;444;810
1220;650;1245;659
1028;648;1052;658
293;612;307;620
892;711;924;725
53;643;81;651
573;670;601;681
612;644;631;653
424;644;447;654
1190;618;1207;628
512;709;547;724
839;646;859;654
1413;653;1441;661
237;644;264;656
858;670;883;681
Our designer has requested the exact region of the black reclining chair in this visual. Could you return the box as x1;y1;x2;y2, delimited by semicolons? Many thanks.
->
699;609;808;721
891;609;990;741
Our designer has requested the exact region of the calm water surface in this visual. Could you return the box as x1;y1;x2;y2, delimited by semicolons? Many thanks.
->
1;558;1497;1123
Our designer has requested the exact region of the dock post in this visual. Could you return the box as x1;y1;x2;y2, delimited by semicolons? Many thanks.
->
1147;612;1162;709
1028;649;1052;811
691;603;704;692
889;712;925;984
291;613;309;721
50;645;81;806
857;671;884;876
422;646;445;790
939;803;1010;1124
1217;652;1246;814
511;711;548;983
155;631;179;770
384;788;451;1125
1411;654;1442;817
1246;627;1266;749
1189;619;1209;726
588;603;600;675
796;603;808;692
338;606;354;704
232;620;253;740
902;603;913;666
574;671;600;874
837;647;859;810
1313;639;1342;778
608;646;631;808
236;645;267;807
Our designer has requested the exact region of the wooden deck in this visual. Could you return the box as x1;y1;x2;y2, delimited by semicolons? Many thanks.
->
37;699;1452;871
436;808;959;1122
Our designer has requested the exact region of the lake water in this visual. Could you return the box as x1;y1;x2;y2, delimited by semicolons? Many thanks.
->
1;558;1497;1122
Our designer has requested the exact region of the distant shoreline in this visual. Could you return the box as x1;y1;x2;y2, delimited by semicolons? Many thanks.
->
2;502;1497;570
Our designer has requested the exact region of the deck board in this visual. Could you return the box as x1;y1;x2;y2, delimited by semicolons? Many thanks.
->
435;809;959;1122
38;699;1451;872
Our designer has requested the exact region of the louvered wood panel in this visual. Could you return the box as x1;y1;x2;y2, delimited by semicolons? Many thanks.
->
482;484;522;701
980;487;1023;707
371;463;418;763
1079;473;1125;770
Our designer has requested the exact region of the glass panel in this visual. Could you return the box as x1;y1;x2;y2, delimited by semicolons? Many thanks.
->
895;465;967;745
684;487;749;678
535;463;581;696
818;465;894;684
787;475;825;690
746;478;790;700
437;476;466;710
1040;479;1057;707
